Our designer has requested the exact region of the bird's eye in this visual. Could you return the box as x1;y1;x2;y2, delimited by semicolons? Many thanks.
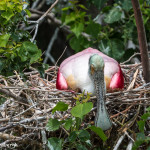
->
90;65;95;75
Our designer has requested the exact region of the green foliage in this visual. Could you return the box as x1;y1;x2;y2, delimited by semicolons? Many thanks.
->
61;0;150;62
0;34;11;47
104;5;125;24
89;126;107;142
47;137;63;150
52;102;69;114
46;92;107;149
90;0;108;10
99;39;125;61
133;106;150;150
0;96;7;105
0;0;41;76
46;118;61;131
19;41;41;64
71;102;93;119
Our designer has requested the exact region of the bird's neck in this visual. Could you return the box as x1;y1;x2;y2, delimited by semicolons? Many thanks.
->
94;77;112;130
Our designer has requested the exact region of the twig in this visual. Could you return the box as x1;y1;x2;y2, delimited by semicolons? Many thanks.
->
41;129;47;149
121;53;141;65
113;133;126;150
31;0;40;9
12;103;38;119
126;140;133;150
0;132;20;140
0;133;38;148
0;116;47;132
29;8;91;40
110;103;135;119
55;46;67;69
43;27;59;64
125;132;134;142
0;88;27;103
31;0;59;42
127;69;139;90
37;0;46;10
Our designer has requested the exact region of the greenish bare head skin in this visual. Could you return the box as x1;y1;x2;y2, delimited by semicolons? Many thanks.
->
89;54;104;73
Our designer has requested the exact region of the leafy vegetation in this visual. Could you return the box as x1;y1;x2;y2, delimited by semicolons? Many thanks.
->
61;0;150;62
0;0;42;76
46;92;107;150
133;107;150;150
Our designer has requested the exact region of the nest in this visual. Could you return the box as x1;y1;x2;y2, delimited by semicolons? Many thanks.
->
0;63;150;149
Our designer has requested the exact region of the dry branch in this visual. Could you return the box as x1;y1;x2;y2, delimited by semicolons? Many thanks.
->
0;64;149;149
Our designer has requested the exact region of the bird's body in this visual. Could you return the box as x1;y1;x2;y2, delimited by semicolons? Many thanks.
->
56;47;124;93
56;47;124;130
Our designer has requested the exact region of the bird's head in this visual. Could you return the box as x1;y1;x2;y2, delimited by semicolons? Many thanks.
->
89;54;105;99
89;54;104;79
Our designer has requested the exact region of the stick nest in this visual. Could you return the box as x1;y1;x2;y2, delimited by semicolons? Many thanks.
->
0;64;150;149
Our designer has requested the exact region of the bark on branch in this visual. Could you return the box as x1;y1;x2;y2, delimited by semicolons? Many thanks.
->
131;0;150;83
0;88;27;103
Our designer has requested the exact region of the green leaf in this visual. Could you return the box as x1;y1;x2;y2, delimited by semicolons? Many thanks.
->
141;112;150;120
65;12;76;24
147;146;150;150
16;4;23;12
89;126;107;142
146;106;150;112
69;36;82;51
71;23;84;38
85;22;101;38
121;0;132;12
69;36;91;52
64;118;73;130
78;4;88;10
7;2;15;9
68;131;78;142
92;0;108;10
19;41;41;63
99;39;125;61
122;20;136;43
47;137;63;150
25;9;31;17
132;133;146;150
78;130;90;142
52;102;68;114
62;6;71;11
0;97;7;105
104;6;125;24
0;58;5;73
46;118;61;131
76;144;88;150
71;102;93;119
137;120;145;132
0;34;10;47
30;50;41;64
0;1;5;10
37;63;49;78
0;49;5;53
1;10;14;21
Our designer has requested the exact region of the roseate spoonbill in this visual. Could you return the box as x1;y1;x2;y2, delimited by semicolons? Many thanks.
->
56;47;124;130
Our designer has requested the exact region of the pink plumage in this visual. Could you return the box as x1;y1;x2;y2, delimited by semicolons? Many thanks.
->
56;47;124;93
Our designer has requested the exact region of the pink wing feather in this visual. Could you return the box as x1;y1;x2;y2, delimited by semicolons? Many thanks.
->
56;69;68;90
60;48;118;69
56;47;124;90
109;67;124;89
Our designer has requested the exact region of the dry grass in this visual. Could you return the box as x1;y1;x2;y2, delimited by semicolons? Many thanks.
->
0;63;149;149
